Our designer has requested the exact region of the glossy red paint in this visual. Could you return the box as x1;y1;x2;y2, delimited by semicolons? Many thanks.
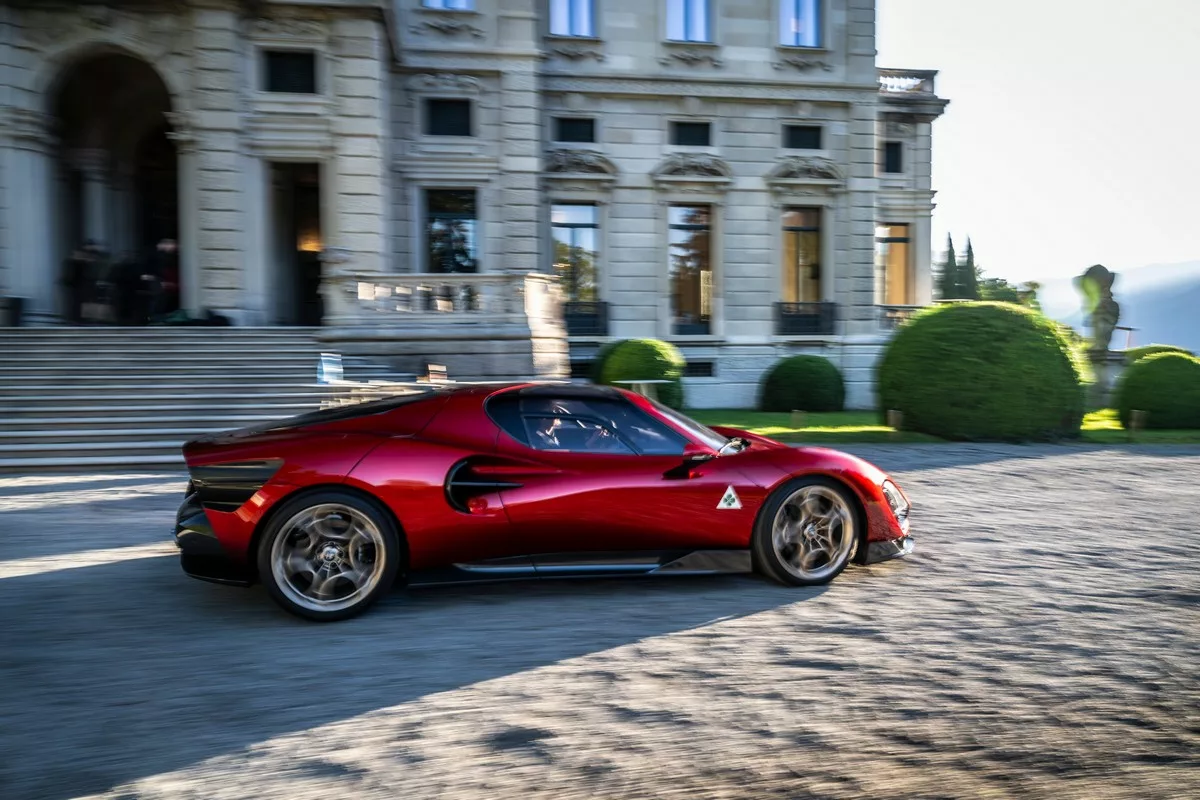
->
179;383;910;580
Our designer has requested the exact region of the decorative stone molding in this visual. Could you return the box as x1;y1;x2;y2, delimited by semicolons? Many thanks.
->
251;17;327;41
544;149;617;176
543;77;875;104
410;18;485;39
21;4;187;62
164;111;197;154
773;56;834;72
542;42;606;62
766;156;843;182
406;73;482;97
0;105;52;147
659;47;723;68
653;153;733;179
884;120;917;137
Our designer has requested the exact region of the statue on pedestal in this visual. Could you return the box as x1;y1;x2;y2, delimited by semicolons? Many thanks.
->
1074;264;1121;405
1074;264;1120;356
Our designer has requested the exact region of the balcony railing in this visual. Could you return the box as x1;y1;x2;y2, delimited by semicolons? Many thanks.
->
878;304;924;330
775;302;837;336
323;271;564;331
563;300;609;337
878;68;938;95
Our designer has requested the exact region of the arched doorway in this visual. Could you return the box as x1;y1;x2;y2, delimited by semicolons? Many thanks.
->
49;50;181;324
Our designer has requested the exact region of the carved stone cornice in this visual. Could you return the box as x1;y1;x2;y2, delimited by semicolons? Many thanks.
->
250;17;328;41
406;73;482;96
766;156;844;183
542;76;877;104
410;18;484;39
772;55;834;73
659;46;723;69
19;4;187;61
542;42;606;63
653;152;733;179
544;149;617;176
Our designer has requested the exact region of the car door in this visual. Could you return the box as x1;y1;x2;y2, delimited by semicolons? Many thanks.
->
486;391;765;558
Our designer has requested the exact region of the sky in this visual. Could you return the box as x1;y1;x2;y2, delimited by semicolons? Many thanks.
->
875;0;1200;284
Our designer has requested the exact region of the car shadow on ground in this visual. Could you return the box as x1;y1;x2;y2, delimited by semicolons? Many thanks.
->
0;554;827;800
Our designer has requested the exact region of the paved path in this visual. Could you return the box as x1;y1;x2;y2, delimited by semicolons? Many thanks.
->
1;446;1198;799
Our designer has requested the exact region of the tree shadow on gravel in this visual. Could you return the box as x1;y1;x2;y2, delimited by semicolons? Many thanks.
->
0;556;820;800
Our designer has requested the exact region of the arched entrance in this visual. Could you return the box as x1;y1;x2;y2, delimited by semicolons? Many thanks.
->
50;50;181;324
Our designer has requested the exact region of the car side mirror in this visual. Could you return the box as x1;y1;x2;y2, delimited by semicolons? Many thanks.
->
683;443;715;462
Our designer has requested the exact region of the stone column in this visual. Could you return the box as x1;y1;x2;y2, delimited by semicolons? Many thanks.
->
0;106;58;323
240;153;268;325
167;123;202;315
72;148;111;249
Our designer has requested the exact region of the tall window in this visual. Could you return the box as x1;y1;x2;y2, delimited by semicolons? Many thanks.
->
551;204;599;302
875;224;912;305
551;0;595;37
882;141;904;173
426;190;478;273
669;205;713;335
667;0;710;43
782;209;822;303
423;0;474;9
780;0;821;47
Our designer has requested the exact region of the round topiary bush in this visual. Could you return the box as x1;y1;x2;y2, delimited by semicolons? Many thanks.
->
1123;343;1194;364
1114;352;1200;429
598;338;687;409
876;302;1084;441
759;355;845;412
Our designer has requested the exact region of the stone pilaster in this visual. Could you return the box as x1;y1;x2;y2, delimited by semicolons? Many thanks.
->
840;100;879;336
330;15;389;274
497;0;542;274
188;5;244;316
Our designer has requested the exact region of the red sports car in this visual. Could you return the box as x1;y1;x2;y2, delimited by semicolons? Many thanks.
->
176;383;912;621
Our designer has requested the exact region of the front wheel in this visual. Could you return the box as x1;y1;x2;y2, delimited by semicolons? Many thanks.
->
257;490;402;622
752;477;860;587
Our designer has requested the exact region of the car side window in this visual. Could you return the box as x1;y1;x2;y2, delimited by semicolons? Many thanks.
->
523;414;635;455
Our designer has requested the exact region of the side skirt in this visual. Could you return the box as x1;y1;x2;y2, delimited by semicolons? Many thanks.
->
407;550;753;587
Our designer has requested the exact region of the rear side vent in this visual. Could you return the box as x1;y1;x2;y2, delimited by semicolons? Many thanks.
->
189;459;283;512
445;459;523;513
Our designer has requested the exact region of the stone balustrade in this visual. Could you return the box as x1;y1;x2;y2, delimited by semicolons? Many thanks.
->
878;304;925;330
878;69;938;95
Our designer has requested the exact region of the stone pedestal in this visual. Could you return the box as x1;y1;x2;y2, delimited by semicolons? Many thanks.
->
1088;351;1127;408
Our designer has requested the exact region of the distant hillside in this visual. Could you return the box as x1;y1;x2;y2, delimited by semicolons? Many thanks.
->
1037;261;1200;353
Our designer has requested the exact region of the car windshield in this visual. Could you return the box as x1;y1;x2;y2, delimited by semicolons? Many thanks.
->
647;398;729;451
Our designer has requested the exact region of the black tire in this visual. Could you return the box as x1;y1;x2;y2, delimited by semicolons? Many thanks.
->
752;476;861;587
256;489;403;622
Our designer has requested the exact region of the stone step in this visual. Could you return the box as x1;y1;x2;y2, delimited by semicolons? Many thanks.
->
0;383;339;399
0;414;296;432
0;427;242;446
1;402;325;418
0;438;191;469
0;453;186;472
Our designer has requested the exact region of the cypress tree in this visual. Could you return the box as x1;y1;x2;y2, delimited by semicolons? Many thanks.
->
961;238;979;300
937;234;958;300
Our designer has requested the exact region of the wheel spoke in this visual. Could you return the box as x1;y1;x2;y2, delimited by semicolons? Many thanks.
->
270;502;387;613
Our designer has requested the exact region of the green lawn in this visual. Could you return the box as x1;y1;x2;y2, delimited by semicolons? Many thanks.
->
689;408;1200;445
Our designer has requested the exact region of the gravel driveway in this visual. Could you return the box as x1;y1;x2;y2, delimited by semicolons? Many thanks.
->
1;445;1197;800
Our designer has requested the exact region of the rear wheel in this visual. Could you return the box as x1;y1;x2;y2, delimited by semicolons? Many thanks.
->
257;489;402;621
752;477;859;586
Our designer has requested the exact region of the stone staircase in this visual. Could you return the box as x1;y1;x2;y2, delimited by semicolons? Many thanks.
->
0;327;413;471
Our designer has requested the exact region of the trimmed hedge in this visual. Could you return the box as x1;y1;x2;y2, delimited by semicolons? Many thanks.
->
1123;343;1194;364
598;338;687;409
759;355;845;412
589;339;624;384
876;302;1084;441
1115;352;1200;429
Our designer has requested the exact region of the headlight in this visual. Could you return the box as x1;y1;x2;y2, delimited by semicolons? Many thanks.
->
881;480;910;533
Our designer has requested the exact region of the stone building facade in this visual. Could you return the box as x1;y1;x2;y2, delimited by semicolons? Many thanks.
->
0;0;947;408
